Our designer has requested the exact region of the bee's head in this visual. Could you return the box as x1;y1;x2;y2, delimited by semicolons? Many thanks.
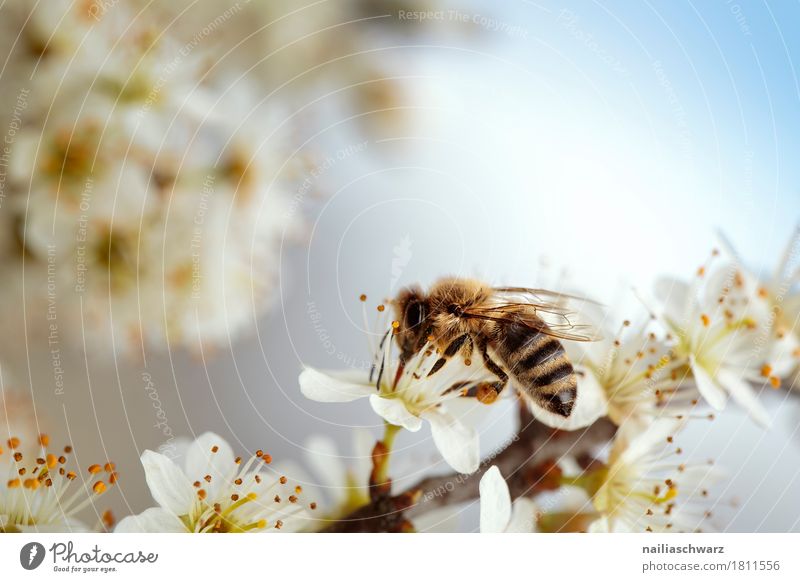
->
393;286;431;361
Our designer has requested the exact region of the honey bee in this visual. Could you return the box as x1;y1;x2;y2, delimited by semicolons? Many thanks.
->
392;277;597;417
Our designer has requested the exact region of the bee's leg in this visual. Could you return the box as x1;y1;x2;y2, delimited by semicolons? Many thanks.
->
427;334;469;377
467;337;508;403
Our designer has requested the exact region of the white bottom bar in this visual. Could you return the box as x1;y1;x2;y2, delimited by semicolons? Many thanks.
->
1;533;798;581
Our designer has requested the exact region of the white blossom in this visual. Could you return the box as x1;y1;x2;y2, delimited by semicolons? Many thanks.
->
300;327;500;474
116;432;312;533
479;466;538;533
585;421;721;532
656;259;780;427
1;434;115;533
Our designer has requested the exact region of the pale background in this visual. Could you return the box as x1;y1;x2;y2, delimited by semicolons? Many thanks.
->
3;0;800;531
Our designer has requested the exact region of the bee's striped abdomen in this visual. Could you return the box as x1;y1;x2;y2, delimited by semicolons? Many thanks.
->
494;323;577;417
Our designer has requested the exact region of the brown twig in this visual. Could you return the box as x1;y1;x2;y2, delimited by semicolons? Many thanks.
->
321;409;617;532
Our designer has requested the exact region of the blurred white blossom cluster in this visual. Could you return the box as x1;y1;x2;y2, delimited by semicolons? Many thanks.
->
0;0;304;354
300;230;800;533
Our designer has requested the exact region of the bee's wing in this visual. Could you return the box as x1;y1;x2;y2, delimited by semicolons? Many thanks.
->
493;287;604;308
462;288;603;342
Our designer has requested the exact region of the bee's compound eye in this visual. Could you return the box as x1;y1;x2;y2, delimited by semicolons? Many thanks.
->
404;300;426;329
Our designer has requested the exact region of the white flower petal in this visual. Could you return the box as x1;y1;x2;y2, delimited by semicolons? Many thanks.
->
115;508;188;533
479;466;511;533
424;410;479;474
300;367;374;402
413;506;461;533
588;516;611;532
369;395;422;431
305;435;348;503
689;355;728;410
507;498;538;533
617;418;682;465
654;278;690;320
141;450;196;516
717;368;771;428
184;432;236;499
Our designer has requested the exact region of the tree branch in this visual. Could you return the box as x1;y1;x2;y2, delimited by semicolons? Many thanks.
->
321;413;618;532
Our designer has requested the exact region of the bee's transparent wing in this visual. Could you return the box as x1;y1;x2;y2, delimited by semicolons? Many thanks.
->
461;288;603;342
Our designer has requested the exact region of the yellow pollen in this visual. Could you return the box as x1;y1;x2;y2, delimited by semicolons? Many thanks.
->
7;437;20;449
256;450;263;457
88;464;102;475
391;320;400;329
39;434;50;447
46;454;58;468
7;478;21;488
198;489;207;500
359;294;367;302
761;364;773;377
104;462;115;472
769;376;781;389
24;478;40;490
93;481;107;494
295;485;303;494
700;314;710;327
475;384;499;405
262;454;272;464
697;266;705;276
102;510;115;528
653;486;678;504
66;471;77;480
